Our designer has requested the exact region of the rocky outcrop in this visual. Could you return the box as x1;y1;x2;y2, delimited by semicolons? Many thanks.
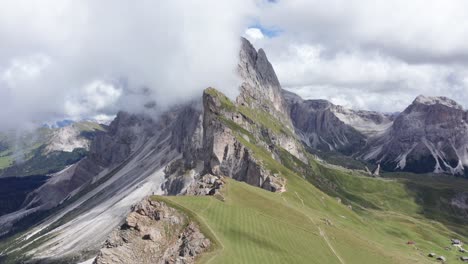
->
94;199;210;264
163;157;225;196
184;174;224;196
360;95;468;176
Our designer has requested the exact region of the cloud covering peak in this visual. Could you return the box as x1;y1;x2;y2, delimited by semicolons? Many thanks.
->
0;0;254;129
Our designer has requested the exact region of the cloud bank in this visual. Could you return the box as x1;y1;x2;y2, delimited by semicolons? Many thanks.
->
3;0;468;129
0;0;254;129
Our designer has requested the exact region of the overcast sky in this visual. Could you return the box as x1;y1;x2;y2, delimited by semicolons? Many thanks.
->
246;0;468;112
1;0;468;129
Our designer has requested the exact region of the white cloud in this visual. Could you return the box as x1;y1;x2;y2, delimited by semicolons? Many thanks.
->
1;54;51;87
259;0;468;61
64;80;122;119
245;27;264;41
254;0;468;112
270;42;465;111
0;0;256;130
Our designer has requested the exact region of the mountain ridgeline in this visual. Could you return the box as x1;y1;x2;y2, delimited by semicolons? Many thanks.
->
0;38;467;264
285;91;468;177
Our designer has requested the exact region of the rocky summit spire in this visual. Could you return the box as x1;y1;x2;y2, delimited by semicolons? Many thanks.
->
237;37;290;122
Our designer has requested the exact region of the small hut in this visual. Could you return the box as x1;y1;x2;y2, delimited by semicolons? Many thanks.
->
460;256;468;262
436;256;446;262
428;253;436;257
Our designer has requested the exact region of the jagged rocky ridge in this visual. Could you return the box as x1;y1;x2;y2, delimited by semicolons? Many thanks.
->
283;90;468;177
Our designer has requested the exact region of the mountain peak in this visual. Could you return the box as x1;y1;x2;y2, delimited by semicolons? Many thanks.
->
413;95;463;110
239;37;281;89
237;37;289;121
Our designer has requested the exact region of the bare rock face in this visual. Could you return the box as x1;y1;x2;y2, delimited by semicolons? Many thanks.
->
162;38;304;194
21;112;155;211
285;89;468;177
237;37;289;121
361;95;468;176
236;39;307;163
283;90;392;154
184;174;224;196
44;123;94;154
200;89;287;193
94;199;210;264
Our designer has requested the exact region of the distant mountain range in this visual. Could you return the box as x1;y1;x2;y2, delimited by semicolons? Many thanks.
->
285;91;468;177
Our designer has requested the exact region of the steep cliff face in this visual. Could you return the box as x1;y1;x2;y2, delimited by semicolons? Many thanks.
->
163;88;290;195
361;95;468;176
200;88;287;192
284;90;392;154
237;38;292;128
236;39;306;163
163;38;306;195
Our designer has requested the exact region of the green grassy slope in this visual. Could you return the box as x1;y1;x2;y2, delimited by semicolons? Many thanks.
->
0;153;12;170
156;170;467;264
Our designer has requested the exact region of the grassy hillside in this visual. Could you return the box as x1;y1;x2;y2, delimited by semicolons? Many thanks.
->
155;171;467;263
